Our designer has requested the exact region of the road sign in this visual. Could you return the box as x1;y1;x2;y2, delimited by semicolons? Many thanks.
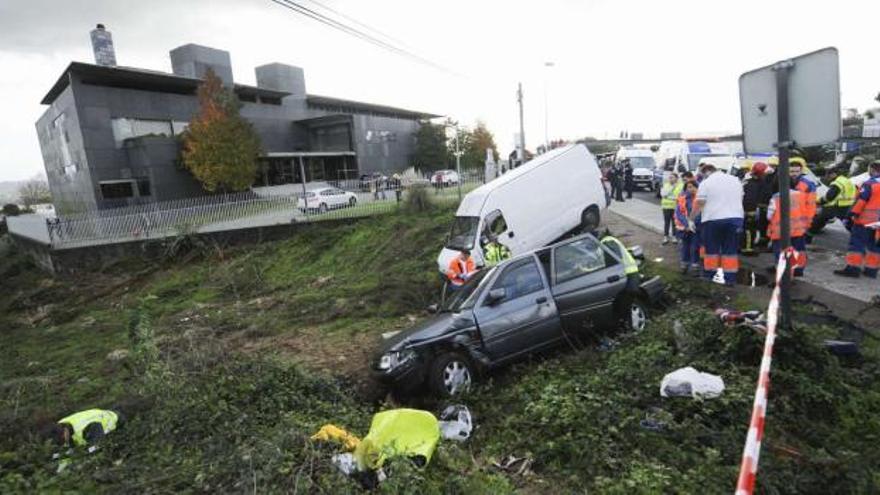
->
739;47;841;154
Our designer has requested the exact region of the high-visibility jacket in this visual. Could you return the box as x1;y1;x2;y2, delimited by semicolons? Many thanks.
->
58;409;118;447
767;190;808;240
601;236;639;275
851;177;880;226
354;409;440;470
794;175;818;220
484;242;511;267
674;191;698;231
446;256;476;285
660;181;683;209
827;175;857;208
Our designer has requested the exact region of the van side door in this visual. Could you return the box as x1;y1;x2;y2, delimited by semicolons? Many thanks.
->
550;236;626;331
473;256;561;362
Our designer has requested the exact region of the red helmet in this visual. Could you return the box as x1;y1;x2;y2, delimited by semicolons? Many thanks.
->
751;162;768;177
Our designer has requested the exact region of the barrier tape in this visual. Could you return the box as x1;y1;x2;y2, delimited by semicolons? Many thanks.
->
734;247;795;495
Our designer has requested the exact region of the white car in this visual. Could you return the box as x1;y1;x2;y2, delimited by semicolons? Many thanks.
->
297;187;358;213
431;169;460;187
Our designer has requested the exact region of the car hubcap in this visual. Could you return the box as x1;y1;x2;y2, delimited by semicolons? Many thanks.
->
443;361;471;395
630;304;647;331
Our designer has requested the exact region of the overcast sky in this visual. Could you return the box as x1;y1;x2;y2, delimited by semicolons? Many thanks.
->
0;0;877;181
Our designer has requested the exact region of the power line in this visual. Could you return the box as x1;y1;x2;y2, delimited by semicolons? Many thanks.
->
302;0;411;49
269;0;459;76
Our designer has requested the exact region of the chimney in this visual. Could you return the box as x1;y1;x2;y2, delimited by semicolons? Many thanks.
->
90;23;117;66
255;63;306;96
169;44;234;86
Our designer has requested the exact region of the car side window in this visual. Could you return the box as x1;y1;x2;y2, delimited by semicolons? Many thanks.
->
489;258;544;302
484;210;508;236
554;237;607;284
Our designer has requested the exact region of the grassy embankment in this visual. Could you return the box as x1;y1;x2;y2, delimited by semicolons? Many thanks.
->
1;201;878;493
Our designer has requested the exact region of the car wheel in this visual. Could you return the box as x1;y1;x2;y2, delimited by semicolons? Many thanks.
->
349;197;357;207
429;352;474;397
319;203;328;213
626;299;649;332
581;207;600;233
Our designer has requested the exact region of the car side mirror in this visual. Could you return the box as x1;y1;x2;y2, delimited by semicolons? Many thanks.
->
486;288;506;305
426;303;440;314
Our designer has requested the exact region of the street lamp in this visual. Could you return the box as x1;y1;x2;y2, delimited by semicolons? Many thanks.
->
544;61;555;152
444;120;463;201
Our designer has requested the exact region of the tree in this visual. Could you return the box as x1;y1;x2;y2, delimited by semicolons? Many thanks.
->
2;203;21;216
468;121;498;164
412;122;448;171
17;177;52;207
182;69;262;193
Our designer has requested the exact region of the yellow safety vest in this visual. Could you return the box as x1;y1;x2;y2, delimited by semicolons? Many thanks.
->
58;409;118;447
484;242;511;266
601;236;639;275
829;175;856;208
661;182;683;209
354;409;440;470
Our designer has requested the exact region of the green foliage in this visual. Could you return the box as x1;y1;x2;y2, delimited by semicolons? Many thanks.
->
450;120;499;170
182;69;262;193
402;184;434;213
2;203;21;216
412;122;448;171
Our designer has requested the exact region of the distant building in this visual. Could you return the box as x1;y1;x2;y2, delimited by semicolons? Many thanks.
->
36;37;438;213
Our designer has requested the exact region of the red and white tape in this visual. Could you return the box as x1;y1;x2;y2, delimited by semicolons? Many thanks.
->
734;248;795;495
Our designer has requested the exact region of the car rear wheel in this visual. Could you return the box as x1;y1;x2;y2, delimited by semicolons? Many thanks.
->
429;352;474;397
349;197;357;207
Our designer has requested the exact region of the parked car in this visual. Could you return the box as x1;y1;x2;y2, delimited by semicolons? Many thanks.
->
297;187;358;213
377;233;664;397
431;170;460;187
437;144;606;271
359;173;388;192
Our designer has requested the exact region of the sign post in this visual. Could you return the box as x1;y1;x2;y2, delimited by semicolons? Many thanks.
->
774;61;793;331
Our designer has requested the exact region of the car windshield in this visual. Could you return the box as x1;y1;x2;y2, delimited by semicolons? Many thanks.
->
629;156;655;169
443;267;492;312
446;216;479;251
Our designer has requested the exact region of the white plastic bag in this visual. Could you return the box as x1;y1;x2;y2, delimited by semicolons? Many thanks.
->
438;405;473;441
660;366;725;399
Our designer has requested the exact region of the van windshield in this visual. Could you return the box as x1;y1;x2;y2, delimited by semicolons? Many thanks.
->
446;216;479;251
443;267;493;312
629;157;656;170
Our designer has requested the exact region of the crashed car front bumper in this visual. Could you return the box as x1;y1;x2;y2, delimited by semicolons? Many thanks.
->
372;353;427;394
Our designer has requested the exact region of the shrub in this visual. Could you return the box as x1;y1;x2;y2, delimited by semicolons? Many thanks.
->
403;185;433;213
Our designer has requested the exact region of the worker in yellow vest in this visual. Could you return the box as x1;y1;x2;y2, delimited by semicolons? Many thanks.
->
660;173;683;245
807;166;857;240
52;409;120;448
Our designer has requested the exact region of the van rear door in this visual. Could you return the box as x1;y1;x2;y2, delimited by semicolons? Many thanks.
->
549;236;626;331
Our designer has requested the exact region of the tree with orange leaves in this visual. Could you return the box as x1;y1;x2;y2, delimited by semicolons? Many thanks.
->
182;69;261;193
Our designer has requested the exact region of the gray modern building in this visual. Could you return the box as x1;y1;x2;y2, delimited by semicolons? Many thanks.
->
36;32;438;214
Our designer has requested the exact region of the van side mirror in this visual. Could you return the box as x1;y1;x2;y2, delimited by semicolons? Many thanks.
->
486;288;506;305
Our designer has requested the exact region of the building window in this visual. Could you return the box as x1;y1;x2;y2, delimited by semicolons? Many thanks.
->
100;181;134;199
136;178;152;197
172;121;189;135
238;93;257;103
111;118;174;147
259;96;282;106
53;113;75;171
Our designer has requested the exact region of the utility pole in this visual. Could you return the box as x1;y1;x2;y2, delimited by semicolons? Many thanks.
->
454;123;462;201
544;61;554;152
517;83;526;165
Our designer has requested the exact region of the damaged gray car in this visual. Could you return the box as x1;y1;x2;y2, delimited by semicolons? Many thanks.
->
373;233;664;397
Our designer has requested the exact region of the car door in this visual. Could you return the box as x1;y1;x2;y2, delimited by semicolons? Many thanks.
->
473;255;562;362
550;236;627;331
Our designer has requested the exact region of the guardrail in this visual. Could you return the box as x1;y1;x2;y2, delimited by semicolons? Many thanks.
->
7;177;484;250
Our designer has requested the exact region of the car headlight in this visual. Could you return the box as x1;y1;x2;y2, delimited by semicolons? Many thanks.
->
378;349;416;371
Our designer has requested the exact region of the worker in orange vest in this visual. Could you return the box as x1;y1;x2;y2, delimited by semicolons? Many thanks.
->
835;161;880;278
790;157;818;226
767;184;810;277
447;249;477;288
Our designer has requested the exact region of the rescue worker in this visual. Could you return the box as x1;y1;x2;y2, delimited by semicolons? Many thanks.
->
790;157;818;230
834;160;880;278
51;409;120;448
674;179;701;274
660;172;683;245
600;235;639;288
755;162;776;250
483;236;511;267
741;162;770;255
446;249;476;288
767;182;810;277
807;166;856;240
690;163;744;286
612;162;625;202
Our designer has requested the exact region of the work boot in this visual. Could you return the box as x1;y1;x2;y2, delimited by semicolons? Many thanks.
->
673;237;680;244
833;266;861;278
662;236;670;245
793;269;805;278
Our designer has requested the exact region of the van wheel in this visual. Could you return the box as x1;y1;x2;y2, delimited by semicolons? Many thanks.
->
581;207;600;233
429;352;474;397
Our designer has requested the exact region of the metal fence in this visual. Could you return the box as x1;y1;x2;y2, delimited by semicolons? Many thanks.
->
7;177;484;250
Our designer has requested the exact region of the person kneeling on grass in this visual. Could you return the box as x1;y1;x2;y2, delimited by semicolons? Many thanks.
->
51;409;121;450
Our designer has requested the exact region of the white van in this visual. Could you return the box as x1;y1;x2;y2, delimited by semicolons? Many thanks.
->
616;148;657;191
436;144;606;273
